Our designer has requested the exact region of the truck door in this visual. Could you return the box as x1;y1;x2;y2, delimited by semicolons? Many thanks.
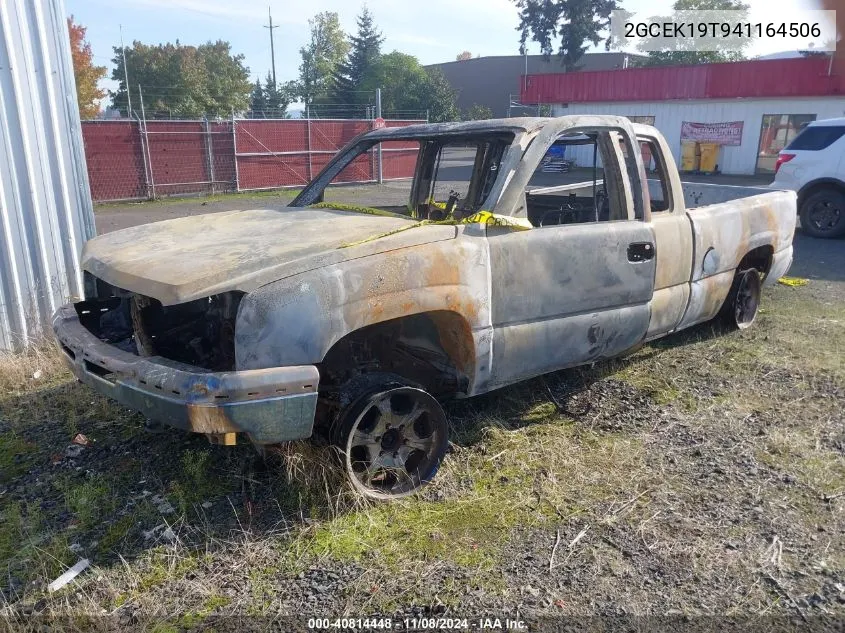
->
485;122;656;390
637;133;695;340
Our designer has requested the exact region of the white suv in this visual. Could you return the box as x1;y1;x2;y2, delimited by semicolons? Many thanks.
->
771;117;845;238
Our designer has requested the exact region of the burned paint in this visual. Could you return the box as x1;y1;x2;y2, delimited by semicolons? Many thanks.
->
52;304;319;444
55;116;796;449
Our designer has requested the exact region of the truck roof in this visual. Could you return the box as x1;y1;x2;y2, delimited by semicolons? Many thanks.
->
363;116;657;142
365;117;554;140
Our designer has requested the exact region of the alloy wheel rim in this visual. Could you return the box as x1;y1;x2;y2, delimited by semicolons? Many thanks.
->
734;271;760;329
809;200;841;231
345;387;445;498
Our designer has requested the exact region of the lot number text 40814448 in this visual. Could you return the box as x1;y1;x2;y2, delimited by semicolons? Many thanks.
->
307;617;529;630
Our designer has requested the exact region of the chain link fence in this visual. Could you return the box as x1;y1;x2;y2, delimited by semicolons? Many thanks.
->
82;116;426;202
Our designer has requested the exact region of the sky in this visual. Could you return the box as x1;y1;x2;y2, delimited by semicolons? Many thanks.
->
66;0;828;107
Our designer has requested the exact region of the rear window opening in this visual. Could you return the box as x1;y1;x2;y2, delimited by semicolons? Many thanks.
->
76;278;243;371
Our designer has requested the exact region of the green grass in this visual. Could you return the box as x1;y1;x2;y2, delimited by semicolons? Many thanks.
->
0;433;38;485
136;550;200;592
0;501;76;586
169;448;237;514
58;473;118;529
289;422;652;575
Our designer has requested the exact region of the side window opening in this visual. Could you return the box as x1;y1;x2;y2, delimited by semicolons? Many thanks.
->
639;139;673;213
525;128;640;228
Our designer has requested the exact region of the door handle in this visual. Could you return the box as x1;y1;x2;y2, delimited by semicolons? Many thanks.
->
627;242;655;262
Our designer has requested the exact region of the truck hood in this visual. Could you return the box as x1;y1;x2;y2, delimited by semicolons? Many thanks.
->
82;207;457;305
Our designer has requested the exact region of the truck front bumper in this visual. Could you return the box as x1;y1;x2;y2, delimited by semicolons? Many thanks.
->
52;304;319;444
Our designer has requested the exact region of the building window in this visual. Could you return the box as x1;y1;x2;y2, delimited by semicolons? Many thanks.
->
756;114;817;174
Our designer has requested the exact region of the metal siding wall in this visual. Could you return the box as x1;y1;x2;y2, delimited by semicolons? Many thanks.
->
524;58;839;103
552;98;845;175
0;0;95;351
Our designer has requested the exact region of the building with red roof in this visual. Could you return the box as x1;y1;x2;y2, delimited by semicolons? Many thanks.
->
520;57;845;175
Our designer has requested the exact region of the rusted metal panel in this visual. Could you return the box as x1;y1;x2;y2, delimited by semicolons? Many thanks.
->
0;0;96;351
53;305;320;443
522;57;840;104
81;208;457;305
234;230;489;392
62;116;797;438
677;185;796;328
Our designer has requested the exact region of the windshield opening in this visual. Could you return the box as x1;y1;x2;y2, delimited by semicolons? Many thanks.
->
292;133;512;220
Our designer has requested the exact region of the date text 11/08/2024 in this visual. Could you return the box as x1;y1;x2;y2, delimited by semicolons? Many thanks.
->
307;618;528;630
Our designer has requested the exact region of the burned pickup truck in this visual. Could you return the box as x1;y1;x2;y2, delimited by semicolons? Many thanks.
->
54;116;795;498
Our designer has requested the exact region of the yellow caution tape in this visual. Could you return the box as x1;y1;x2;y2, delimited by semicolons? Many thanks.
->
461;210;533;231
778;276;809;287
339;211;533;248
310;202;409;219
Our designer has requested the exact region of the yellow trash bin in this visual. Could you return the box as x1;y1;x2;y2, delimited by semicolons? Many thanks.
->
699;143;720;173
680;141;700;172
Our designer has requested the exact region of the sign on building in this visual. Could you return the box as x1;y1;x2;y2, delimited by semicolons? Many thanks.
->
681;121;744;146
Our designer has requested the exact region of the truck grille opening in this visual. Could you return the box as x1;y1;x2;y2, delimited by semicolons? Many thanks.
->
75;276;242;371
131;293;242;371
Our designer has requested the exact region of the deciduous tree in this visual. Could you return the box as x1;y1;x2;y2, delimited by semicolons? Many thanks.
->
513;0;620;71
465;104;493;120
456;51;473;61
637;0;751;66
67;16;106;119
110;40;252;118
297;12;350;104
362;52;458;122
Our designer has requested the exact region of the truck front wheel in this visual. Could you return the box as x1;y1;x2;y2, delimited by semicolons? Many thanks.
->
332;379;449;499
800;188;845;238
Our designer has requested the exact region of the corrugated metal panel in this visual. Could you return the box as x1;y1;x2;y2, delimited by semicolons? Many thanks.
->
0;0;95;351
523;58;843;104
552;97;845;175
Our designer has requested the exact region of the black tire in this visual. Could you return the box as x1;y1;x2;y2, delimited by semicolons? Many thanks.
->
720;268;761;330
332;376;448;499
800;188;845;239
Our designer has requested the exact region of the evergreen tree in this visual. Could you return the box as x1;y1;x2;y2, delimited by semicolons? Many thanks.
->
327;6;385;114
248;79;266;117
263;71;289;117
513;0;619;71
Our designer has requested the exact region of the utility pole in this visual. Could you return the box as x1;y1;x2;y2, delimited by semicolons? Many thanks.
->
264;6;279;86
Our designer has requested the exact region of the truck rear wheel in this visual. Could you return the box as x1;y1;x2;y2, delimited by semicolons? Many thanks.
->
721;268;761;330
800;188;845;238
332;379;448;499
